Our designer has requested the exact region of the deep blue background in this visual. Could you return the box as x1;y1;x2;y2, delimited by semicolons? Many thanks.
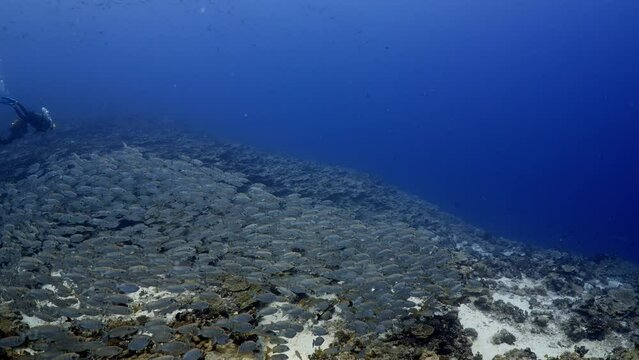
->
1;0;638;262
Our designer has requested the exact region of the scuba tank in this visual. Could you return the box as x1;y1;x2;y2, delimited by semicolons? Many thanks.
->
41;107;56;129
0;58;8;96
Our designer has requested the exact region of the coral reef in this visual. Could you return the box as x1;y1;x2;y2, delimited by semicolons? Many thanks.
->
0;119;637;359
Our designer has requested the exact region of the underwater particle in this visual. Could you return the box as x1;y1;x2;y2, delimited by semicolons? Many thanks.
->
182;348;203;360
128;335;151;352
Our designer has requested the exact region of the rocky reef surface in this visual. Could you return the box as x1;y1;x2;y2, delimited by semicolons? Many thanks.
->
0;119;637;359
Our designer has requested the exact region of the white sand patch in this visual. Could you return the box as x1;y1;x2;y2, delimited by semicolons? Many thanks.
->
120;286;194;323
20;281;83;327
471;243;488;256
132;308;186;324
20;313;48;327
41;284;58;293
492;292;530;311
260;301;336;359
35;300;59;308
501;250;525;257
13;348;36;356
606;279;624;288
495;276;540;290
127;286;174;303
281;322;330;359
407;296;424;309
62;280;76;289
459;303;563;359
493;277;577;314
316;294;338;301
458;303;628;359
589;278;625;291
41;284;78;301
21;285;193;328
36;284;80;309
20;313;64;327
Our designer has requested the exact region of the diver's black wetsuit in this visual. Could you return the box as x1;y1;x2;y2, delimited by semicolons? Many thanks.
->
1;98;54;145
1;118;29;145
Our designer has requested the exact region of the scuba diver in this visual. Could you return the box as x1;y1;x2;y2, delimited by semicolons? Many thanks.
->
0;96;55;145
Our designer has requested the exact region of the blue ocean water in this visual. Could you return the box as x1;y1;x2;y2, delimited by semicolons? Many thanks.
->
1;0;637;262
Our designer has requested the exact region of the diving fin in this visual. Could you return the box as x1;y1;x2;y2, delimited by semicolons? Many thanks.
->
0;96;17;105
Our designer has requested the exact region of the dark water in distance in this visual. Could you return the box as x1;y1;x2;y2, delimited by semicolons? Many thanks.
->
1;0;638;262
